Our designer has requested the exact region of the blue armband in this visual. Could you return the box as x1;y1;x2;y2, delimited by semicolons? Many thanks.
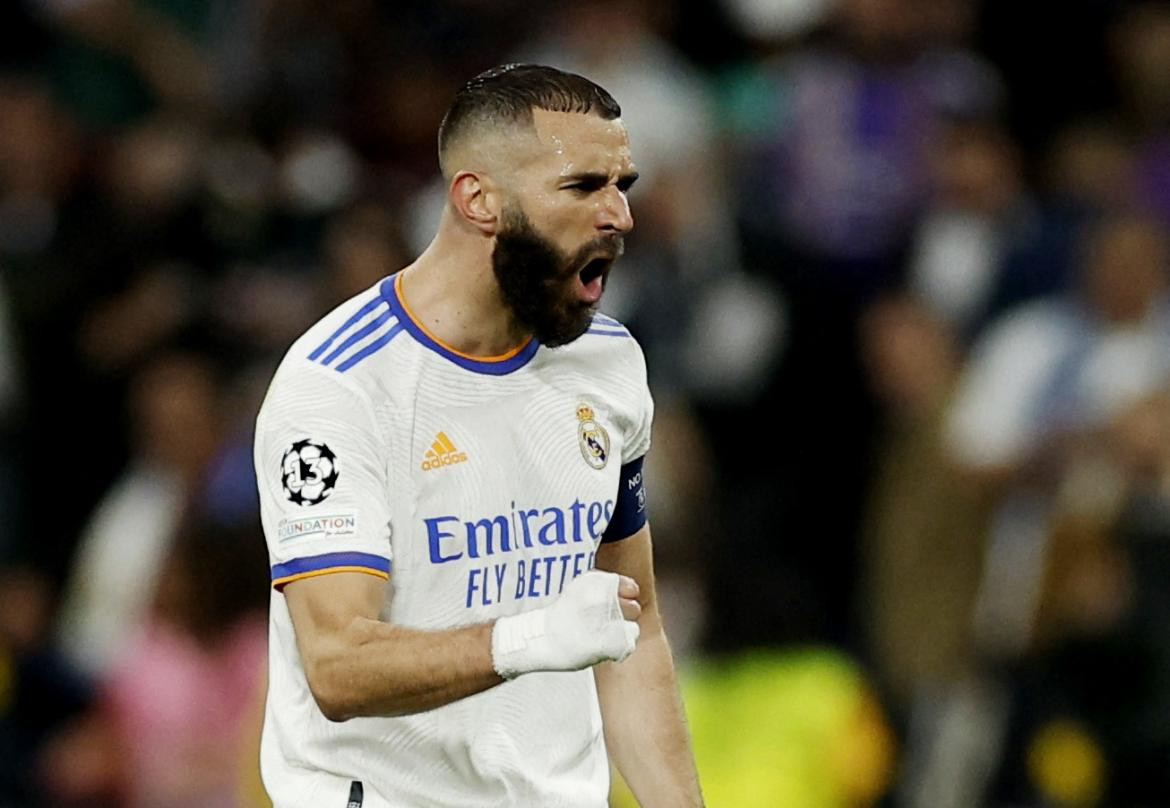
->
602;456;648;543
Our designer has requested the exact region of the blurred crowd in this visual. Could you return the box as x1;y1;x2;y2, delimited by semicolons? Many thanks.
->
1;0;1169;805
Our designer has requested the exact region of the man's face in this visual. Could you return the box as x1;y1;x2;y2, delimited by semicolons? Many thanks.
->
491;109;637;347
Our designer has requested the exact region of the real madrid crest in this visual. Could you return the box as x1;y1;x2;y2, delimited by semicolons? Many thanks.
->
576;403;610;470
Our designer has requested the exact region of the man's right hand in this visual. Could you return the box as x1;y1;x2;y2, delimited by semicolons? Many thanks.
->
490;570;641;679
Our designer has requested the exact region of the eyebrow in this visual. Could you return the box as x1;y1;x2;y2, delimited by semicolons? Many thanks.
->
561;171;640;187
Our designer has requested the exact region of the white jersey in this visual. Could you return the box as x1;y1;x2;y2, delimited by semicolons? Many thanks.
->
255;273;653;808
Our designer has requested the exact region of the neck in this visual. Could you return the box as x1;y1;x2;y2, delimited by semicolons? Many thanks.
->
398;214;532;357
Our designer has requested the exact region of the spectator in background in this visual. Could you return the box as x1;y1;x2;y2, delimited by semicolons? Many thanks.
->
10;106;213;579
928;212;1170;805
1113;3;1170;232
859;297;987;704
38;0;216;129
858;294;1000;808
733;0;1002;289
0;565;90;804
854;114;1128;805
1047;120;1138;219
55;350;225;679
39;519;269;808
946;211;1170;663
0;78;81;271
695;0;1001;651
945;213;1170;496
906;118;1072;339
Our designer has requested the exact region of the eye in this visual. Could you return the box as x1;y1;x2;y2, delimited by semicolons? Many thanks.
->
617;176;638;193
564;180;603;194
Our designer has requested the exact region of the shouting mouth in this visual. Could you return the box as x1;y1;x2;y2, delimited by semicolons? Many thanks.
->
576;256;613;303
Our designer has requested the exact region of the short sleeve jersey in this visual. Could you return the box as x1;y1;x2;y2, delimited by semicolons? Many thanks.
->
254;274;653;808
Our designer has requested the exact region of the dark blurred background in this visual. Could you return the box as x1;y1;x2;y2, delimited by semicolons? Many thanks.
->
2;0;1170;805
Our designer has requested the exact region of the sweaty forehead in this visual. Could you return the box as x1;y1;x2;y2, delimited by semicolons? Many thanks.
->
523;108;634;175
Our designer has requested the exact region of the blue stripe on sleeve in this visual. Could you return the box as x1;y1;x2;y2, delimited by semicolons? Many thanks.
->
308;295;386;361
336;323;405;371
321;307;394;366
602;455;648;543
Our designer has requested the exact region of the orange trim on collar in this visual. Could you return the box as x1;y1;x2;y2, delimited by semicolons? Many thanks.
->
394;274;533;363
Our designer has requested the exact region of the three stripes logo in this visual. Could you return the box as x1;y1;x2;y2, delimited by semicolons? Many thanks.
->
421;431;469;471
308;291;402;373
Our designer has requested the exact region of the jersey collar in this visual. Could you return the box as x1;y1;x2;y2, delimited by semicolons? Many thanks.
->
381;274;541;376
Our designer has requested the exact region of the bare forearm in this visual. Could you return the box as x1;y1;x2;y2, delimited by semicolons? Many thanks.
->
307;618;501;720
288;568;640;722
596;627;702;808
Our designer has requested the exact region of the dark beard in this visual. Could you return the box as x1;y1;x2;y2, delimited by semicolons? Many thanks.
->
492;205;620;348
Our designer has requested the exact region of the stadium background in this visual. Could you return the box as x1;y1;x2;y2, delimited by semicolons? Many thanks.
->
1;0;1168;805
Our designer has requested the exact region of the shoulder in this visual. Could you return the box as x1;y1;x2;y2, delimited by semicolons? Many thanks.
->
275;278;410;385
539;313;652;439
585;312;636;340
259;279;409;423
550;313;647;376
294;279;405;378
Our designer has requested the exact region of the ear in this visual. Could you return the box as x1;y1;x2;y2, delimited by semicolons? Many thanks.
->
449;171;499;235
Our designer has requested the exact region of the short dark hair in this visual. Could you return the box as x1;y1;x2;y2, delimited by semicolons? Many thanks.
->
438;64;621;176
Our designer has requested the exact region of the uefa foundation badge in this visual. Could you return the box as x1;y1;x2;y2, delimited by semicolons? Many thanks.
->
576;404;610;470
281;438;340;505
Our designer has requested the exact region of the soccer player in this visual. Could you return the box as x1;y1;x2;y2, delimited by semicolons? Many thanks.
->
254;64;703;807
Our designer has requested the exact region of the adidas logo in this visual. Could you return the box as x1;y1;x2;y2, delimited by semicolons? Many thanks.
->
421;431;469;471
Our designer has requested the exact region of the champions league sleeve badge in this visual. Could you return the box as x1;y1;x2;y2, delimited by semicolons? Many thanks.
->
281;439;340;505
576;404;610;470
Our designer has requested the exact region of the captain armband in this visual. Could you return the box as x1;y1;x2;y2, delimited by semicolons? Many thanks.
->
601;456;648;544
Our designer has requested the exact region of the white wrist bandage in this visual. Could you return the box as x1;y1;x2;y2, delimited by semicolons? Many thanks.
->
490;570;640;679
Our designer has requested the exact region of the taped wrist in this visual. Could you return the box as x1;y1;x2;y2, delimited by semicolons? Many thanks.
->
491;609;549;680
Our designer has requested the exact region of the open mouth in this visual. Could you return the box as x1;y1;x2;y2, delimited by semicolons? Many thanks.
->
576;257;611;303
579;258;609;285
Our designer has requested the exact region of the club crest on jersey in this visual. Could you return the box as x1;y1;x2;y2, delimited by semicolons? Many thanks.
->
281;439;339;506
576;404;610;470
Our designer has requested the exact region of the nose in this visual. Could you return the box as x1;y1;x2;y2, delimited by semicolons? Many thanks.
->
597;187;634;235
